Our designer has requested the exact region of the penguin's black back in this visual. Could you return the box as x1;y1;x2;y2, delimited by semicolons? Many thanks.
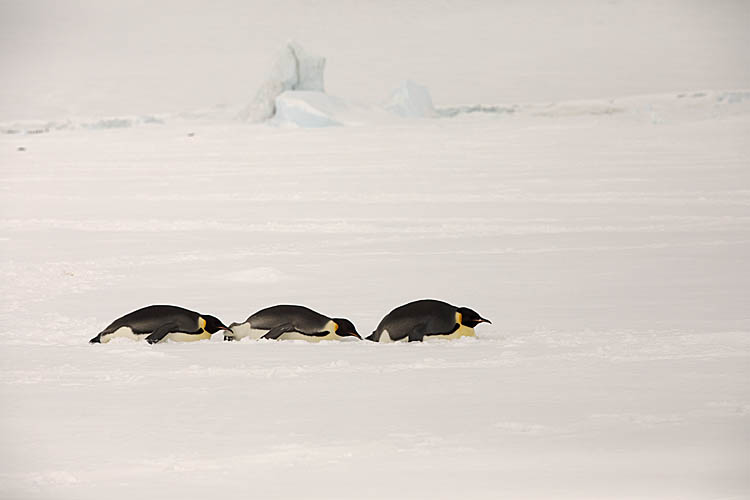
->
247;305;331;331
371;299;458;341
102;305;201;334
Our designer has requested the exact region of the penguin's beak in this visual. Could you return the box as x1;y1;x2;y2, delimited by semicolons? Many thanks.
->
350;332;362;339
479;317;492;324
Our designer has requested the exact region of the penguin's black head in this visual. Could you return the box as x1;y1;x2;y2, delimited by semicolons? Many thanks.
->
203;315;231;334
457;307;491;328
333;318;361;339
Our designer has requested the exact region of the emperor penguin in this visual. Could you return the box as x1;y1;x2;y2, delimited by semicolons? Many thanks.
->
366;299;491;342
227;305;361;342
89;305;230;344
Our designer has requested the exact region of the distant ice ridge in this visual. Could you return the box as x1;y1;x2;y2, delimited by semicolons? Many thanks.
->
241;42;750;127
4;37;750;132
234;41;437;127
271;92;347;127
0;115;166;135
3;89;750;134
270;91;403;127
384;80;436;118
0;105;236;135
238;41;326;123
264;86;750;128
269;81;437;128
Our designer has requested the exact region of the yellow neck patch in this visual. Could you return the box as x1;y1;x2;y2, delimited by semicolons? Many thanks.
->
198;317;207;331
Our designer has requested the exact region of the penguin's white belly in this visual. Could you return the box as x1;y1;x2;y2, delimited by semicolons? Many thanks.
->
231;321;344;342
277;331;343;342
429;324;476;340
377;329;408;343
101;326;143;342
228;323;268;341
100;327;209;343
165;331;211;342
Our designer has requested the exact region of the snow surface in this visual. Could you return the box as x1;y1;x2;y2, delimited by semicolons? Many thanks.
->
1;92;750;499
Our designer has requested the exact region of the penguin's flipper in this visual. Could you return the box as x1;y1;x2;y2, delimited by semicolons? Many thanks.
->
145;323;180;344
261;323;295;340
407;323;429;342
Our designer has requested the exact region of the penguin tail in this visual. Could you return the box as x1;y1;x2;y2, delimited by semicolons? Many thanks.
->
365;332;379;342
89;333;102;344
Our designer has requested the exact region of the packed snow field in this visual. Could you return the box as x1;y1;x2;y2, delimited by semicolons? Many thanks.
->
1;92;750;499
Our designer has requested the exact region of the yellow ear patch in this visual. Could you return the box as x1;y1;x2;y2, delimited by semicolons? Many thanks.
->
456;311;463;325
333;322;339;332
198;317;207;330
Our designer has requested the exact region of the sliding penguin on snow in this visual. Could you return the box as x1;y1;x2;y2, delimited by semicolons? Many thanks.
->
367;299;491;342
89;305;230;344
227;304;361;342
